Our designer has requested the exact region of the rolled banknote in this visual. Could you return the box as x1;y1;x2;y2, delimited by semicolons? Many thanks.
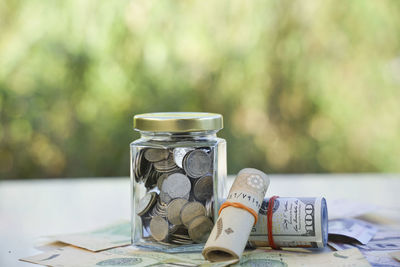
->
202;168;270;262
248;197;328;248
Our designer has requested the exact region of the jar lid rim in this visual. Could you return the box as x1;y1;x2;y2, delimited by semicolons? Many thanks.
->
133;112;223;132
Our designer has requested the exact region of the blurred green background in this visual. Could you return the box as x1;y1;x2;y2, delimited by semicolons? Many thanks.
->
1;0;400;179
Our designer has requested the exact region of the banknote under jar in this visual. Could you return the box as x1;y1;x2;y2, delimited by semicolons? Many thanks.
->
130;112;227;246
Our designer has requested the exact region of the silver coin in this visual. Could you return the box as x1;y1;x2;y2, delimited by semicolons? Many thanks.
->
205;197;214;219
183;150;212;178
137;192;157;216
171;233;191;240
182;192;190;201
159;191;172;204
133;151;141;182
173;147;194;169
157;173;169;190
142;164;154;185
180;201;206;227
149;216;169;242
162;173;191;199
188;215;213;243
171;239;194;245
144;148;170;163
134;149;150;182
167;198;188;225
150;198;168;217
193;175;213;202
156;199;168;217
170;228;194;245
169;224;181;234
134;149;142;179
170;226;189;237
151;201;168;217
154;154;177;172
157;171;183;190
145;168;159;189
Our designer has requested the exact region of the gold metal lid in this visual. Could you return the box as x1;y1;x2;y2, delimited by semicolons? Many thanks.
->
133;112;223;132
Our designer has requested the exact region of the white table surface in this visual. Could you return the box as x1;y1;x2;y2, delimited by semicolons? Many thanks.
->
1;174;399;266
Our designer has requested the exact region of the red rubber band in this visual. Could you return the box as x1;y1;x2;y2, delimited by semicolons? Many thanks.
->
218;201;258;225
267;195;280;250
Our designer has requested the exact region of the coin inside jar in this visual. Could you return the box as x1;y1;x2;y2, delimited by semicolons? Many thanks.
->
134;149;150;182
149;216;169;242
170;227;193;245
180;201;206;227
156;173;169;190
161;173;191;199
145;168;159;189
173;147;194;169
167;198;188;225
193;175;213;202
144;148;170;163
169;224;181;234
154;154;177;172
188;215;214;243
183;149;212;178
205;197;214;219
137;192;157;216
159;191;172;204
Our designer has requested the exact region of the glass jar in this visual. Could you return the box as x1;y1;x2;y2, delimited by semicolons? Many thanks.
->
130;112;227;247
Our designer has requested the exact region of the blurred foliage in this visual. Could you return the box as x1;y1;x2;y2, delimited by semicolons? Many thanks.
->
1;0;400;179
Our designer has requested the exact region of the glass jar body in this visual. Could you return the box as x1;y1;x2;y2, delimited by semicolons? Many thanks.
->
130;131;226;246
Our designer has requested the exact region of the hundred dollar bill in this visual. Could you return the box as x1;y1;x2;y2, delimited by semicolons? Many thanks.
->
108;246;237;266
203;168;270;262
21;243;370;267
21;246;152;267
20;245;236;267
52;220;131;251
329;218;377;245
233;247;371;267
49;219;206;254
329;225;400;267
112;246;371;267
248;197;328;248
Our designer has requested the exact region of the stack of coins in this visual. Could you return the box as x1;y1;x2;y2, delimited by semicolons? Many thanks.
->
134;147;215;244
